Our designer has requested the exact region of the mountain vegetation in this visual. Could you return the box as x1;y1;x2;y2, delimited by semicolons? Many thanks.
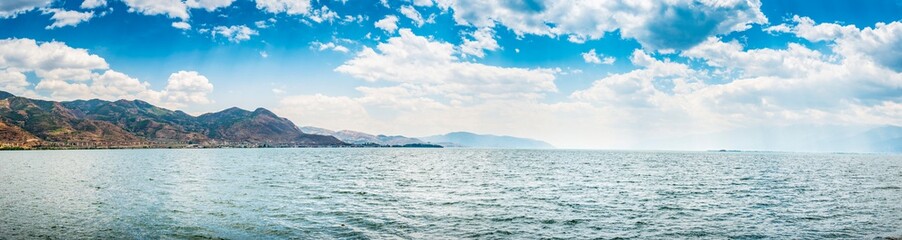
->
0;91;345;149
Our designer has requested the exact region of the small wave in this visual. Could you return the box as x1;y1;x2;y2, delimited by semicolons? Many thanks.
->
467;230;514;238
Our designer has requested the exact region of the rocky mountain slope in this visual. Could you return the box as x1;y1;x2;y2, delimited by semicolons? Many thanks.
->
0;91;345;148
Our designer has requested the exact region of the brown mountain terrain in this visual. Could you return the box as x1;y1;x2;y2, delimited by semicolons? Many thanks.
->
0;90;346;148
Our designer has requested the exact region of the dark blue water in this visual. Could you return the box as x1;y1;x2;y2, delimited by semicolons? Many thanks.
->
1;149;901;239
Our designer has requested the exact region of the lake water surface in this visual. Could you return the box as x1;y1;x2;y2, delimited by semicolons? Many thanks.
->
1;149;901;239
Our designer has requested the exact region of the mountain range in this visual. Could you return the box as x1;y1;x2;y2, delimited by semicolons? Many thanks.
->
301;126;555;149
420;132;556;149
0;90;344;149
299;126;425;145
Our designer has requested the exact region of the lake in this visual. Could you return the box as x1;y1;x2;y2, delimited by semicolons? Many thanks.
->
1;149;901;239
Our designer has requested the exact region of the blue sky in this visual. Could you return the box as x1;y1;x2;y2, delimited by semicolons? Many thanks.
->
1;0;901;149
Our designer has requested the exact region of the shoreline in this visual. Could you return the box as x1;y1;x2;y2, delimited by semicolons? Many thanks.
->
0;143;443;151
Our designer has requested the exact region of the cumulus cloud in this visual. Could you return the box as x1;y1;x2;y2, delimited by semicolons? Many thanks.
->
435;0;767;50
0;38;214;109
286;29;557;134
0;0;50;18
81;0;107;9
309;5;338;23
572;50;697;107
118;0;235;20
43;9;94;29
272;17;901;149
767;16;902;71
311;41;349;53
186;0;235;11
459;27;499;58
399;5;424;26
211;25;258;42
121;0;190;20
764;15;858;42
277;29;560;137
0;69;31;96
336;28;556;102
374;15;399;33
172;21;191;30
581;49;615;65
571;29;902;135
682;38;830;78
255;0;311;15
413;0;433;7
0;38;108;72
161;71;214;106
834;22;902;72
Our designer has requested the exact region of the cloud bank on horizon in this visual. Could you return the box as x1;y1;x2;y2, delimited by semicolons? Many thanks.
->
0;0;900;149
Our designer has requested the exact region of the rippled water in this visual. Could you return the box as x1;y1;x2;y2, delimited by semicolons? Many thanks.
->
1;149;901;239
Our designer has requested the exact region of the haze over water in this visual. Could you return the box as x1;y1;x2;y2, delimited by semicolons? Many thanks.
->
1;148;900;239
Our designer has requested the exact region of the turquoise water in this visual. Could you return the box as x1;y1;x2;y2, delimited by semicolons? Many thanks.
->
1;149;901;239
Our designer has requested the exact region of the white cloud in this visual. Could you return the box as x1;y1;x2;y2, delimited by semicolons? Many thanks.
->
683;38;830;78
0;0;49;18
84;70;155;100
119;0;231;19
581;49;615;65
211;25;258;42
765;15;858;42
42;9;94;29
0;69;31;96
311;41;349;53
0;38;214;109
121;0;189;20
399;5;424;27
259;51;269;58
413;0;432;7
375;15;399;33
186;0;235;11
171;21;191;30
272;19;902;150
0;38;108;71
435;0;767;50
335;28;556;102
81;0;107;9
568;32;902;141
459;27;499;58
254;20;268;28
767;16;902;71
573;50;696;107
309;5;338;23
834;22;902;72
762;24;790;35
255;0;311;15
161;70;214;106
581;49;600;64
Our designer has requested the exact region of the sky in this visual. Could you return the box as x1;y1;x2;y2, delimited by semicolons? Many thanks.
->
0;0;901;150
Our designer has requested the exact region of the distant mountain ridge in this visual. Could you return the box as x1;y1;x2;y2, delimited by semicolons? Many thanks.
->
420;132;555;149
0;90;345;148
300;126;425;145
